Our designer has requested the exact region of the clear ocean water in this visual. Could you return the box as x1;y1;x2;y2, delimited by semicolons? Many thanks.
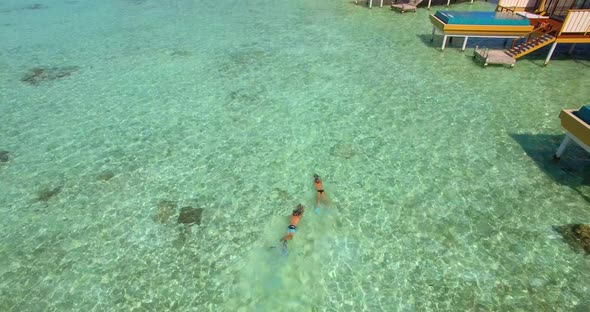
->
1;0;589;311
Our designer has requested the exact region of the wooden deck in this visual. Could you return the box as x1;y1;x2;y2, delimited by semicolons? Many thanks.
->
473;46;516;67
555;109;590;159
522;16;590;43
556;33;590;43
560;109;590;147
429;14;534;36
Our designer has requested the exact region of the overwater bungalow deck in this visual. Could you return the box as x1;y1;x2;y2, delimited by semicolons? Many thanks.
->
496;0;590;64
429;10;534;51
556;107;590;159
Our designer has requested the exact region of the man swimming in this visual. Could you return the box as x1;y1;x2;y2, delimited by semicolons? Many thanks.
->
281;204;305;244
313;174;329;209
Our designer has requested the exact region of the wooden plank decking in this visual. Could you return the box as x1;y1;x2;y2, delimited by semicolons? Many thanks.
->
473;46;516;67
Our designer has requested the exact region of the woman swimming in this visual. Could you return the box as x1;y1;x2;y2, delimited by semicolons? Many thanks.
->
313;174;329;208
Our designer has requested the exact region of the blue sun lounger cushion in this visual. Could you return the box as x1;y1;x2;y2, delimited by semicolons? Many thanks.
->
574;105;590;125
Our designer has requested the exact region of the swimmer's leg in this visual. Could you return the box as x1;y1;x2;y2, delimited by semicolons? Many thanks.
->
315;192;321;214
281;240;288;256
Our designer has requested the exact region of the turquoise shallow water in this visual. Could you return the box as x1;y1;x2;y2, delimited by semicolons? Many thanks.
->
1;0;590;311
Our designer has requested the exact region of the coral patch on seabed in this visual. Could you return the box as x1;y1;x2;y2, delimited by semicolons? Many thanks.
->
36;186;62;202
25;4;46;10
173;225;192;248
271;188;291;201
330;142;357;159
554;224;590;254
170;50;192;57
150;203;205;248
98;171;115;181
153;200;177;224
0;3;47;13
21;66;80;85
0;150;10;163
177;207;203;226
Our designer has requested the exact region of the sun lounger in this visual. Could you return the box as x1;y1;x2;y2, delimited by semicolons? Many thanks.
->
391;0;423;13
555;106;590;159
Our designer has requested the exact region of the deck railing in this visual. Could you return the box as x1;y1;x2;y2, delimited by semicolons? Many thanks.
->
497;0;539;12
559;9;590;34
547;1;577;17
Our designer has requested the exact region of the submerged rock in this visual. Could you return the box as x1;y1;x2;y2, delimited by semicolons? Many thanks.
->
177;206;203;225
173;225;192;248
330;142;357;159
554;224;590;254
21;66;79;85
170;50;191;57
0;150;9;162
37;186;62;202
98;171;114;181
26;4;45;10
153;200;177;224
272;188;291;201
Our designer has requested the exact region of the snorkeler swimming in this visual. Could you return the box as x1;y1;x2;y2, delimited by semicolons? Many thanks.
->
313;174;329;210
281;204;305;244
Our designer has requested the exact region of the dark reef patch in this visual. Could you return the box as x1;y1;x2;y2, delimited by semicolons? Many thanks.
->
271;187;292;202
25;4;46;10
173;225;192;248
223;87;268;122
153;200;177;224
554;224;590;254
0;4;47;13
330;142;357;159
170;50;191;57
36;185;62;202
98;171;115;181
21;66;80;85
0;150;10;163
177;206;203;225
217;49;269;78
